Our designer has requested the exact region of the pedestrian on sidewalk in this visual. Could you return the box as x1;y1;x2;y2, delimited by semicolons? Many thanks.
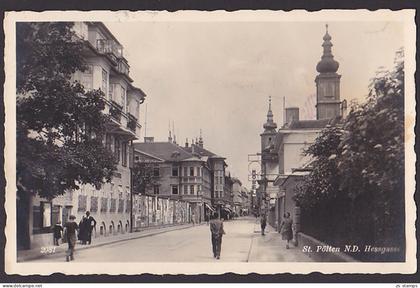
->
85;211;97;245
279;212;293;249
260;214;267;236
210;212;225;260
52;221;63;246
78;215;88;245
63;215;79;262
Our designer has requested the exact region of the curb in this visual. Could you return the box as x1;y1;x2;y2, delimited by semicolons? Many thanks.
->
18;223;198;262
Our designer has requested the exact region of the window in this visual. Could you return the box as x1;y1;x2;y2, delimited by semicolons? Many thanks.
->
110;199;117;213
190;185;194;195
198;185;201;193
52;205;60;226
153;167;160;177
171;185;178;195
114;137;121;162
77;195;87;212
153;185;160;195
215;191;218;198
90;197;98;212
183;167;188;177
118;199;124;213
41;202;52;228
135;100;140;119
125;199;130;213
100;197;108;212
197;167;201;177
102;68;108;94
215;176;219;185
81;65;93;90
106;133;112;151
172;166;179;177
184;185;188;195
190;167;194;176
121;141;127;167
121;86;126;111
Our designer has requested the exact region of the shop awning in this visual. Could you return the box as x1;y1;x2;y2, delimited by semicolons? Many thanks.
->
205;203;215;212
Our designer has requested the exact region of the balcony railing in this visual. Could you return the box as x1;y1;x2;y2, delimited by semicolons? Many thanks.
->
96;39;123;61
127;113;137;133
117;60;130;76
109;101;123;123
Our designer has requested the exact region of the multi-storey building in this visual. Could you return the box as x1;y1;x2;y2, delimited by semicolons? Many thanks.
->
133;134;231;222
18;22;146;250
133;136;213;224
182;138;229;219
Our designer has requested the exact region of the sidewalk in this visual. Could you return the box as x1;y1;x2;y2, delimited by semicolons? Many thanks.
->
248;221;313;262
18;223;198;262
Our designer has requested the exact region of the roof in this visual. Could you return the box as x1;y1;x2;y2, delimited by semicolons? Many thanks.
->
287;119;330;129
133;142;194;162
182;144;225;159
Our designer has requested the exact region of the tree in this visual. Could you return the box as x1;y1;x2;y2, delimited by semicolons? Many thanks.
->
16;22;117;200
132;161;159;194
294;49;405;261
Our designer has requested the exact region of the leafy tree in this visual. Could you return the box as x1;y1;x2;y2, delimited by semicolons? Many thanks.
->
294;49;405;261
132;161;159;194
16;22;117;200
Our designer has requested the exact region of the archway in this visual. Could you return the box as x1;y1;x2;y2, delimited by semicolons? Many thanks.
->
100;222;106;236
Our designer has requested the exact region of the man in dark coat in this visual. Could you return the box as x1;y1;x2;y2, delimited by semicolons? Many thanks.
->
52;221;63;246
78;215;88;244
64;215;78;262
260;214;267;236
84;211;97;245
210;212;225;260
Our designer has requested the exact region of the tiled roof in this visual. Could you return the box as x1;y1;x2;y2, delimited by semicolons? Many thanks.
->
288;119;331;129
134;142;194;161
182;144;225;159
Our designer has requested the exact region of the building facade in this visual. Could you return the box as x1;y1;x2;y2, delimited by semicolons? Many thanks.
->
18;22;146;250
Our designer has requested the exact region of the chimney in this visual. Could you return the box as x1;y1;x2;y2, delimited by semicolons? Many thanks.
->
185;138;189;148
144;137;154;143
285;107;299;125
192;144;195;154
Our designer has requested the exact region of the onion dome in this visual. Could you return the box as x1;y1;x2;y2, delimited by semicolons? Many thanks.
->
316;24;339;73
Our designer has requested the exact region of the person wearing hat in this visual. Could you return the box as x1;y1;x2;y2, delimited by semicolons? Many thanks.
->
63;215;79;262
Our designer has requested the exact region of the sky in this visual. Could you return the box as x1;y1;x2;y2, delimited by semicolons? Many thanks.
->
105;19;404;187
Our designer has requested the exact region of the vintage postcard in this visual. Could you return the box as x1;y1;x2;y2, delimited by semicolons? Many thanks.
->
3;10;417;275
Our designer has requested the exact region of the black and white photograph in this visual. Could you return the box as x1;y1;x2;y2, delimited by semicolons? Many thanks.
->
3;10;416;275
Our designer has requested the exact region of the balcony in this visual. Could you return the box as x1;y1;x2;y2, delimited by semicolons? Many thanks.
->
109;101;123;123
127;113;137;133
117;59;130;76
96;39;123;62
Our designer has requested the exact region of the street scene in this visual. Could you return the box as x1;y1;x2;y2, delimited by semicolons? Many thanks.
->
22;217;311;262
8;10;413;272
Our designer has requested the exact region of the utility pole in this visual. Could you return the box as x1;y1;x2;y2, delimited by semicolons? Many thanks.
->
144;104;148;139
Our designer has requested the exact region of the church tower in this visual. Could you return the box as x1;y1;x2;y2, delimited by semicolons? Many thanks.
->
261;96;277;151
315;24;341;120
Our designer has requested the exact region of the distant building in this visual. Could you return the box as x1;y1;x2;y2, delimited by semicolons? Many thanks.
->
18;22;146;250
231;178;250;216
133;134;231;222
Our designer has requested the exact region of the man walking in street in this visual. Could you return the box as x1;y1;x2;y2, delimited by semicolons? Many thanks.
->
63;215;78;262
210;212;225;260
260;214;267;236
